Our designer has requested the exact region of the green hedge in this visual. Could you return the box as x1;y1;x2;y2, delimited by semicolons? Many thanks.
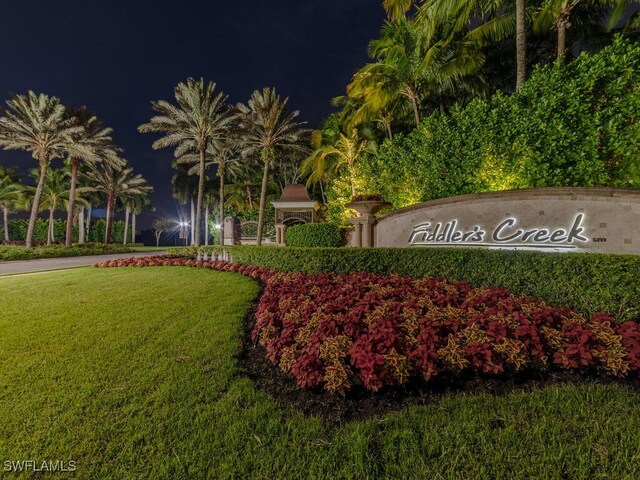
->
0;243;136;262
6;218;127;244
285;224;342;247
168;245;640;322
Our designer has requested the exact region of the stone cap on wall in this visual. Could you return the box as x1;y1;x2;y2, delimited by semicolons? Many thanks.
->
377;187;640;220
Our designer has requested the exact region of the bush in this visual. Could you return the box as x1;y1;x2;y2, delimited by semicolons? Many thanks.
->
95;256;640;394
285;223;342;247
328;37;640;220
167;245;640;322
0;243;135;261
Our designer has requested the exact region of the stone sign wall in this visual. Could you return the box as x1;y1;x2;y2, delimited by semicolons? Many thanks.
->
373;188;640;254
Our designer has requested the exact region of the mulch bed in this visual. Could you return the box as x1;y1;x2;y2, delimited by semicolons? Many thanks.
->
237;289;640;426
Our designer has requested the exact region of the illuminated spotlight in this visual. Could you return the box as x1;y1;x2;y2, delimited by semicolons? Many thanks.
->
214;223;221;229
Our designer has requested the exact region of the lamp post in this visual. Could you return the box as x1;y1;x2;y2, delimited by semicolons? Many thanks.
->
179;221;189;247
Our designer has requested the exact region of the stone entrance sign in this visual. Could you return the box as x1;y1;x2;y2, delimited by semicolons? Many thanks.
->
372;188;640;254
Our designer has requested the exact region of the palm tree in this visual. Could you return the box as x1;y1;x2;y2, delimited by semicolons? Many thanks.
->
121;183;152;245
26;167;78;245
303;129;369;198
139;78;233;246
177;137;242;245
64;107;120;248
171;164;200;245
535;0;618;60
0;167;23;242
347;18;485;127
236;88;308;245
416;0;529;90
128;192;152;244
84;163;152;243
0;92;85;248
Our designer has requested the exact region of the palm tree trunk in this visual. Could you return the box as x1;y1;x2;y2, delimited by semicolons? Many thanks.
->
105;191;116;244
131;213;136;244
557;20;567;61
86;202;92;241
26;157;48;248
123;205;130;245
515;0;527;90
194;145;206;247
385;121;392;141
247;185;253;210
78;208;85;243
256;157;270;246
3;205;9;242
205;203;209;246
219;162;225;246
65;157;79;248
190;196;195;246
47;208;54;246
410;95;420;127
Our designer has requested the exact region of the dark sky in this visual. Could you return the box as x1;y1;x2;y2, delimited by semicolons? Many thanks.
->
0;0;385;227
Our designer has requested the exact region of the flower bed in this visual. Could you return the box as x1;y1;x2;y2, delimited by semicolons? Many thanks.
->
95;256;640;394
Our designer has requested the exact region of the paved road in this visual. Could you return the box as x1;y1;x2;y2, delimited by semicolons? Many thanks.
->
0;251;166;276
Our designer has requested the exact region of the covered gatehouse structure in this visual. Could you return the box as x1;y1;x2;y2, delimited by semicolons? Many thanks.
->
272;184;319;245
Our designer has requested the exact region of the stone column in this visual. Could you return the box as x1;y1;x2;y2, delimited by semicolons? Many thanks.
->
275;224;286;246
224;216;236;245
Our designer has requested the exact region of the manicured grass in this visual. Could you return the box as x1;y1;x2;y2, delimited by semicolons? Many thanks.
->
1;268;639;479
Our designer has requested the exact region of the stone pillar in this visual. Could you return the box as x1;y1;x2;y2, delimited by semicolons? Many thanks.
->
348;215;377;247
224;216;236;245
275;224;286;246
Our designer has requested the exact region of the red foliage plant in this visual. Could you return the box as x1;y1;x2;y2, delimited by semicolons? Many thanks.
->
95;256;640;394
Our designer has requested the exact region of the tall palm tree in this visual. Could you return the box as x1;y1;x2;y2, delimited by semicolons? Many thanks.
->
128;192;152;244
416;0;529;90
171;164;200;245
120;181;152;245
0;167;23;242
177;137;242;245
84;163;152;243
535;0;618;60
303;129;369;198
0;92;85;247
64;107;120;248
347;18;485;127
139;78;233;246
236;88;308;245
26;167;79;245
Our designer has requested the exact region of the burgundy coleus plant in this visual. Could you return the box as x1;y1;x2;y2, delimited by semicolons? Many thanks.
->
96;256;640;393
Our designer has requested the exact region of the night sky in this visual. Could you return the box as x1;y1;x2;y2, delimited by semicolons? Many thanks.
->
0;0;385;227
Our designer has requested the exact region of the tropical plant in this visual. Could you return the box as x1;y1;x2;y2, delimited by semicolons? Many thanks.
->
177;136;242;245
171;164;200;245
0;92;86;247
83;163;152;244
303;129;370;198
121;182;152;245
26;167;79;245
0;167;23;242
347;17;485;127
139;78;233;246
64;107;120;248
236;88;308;245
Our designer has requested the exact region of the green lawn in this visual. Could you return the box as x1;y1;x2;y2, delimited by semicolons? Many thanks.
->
1;268;639;479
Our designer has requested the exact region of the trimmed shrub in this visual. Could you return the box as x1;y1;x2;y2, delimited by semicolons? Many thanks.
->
285;223;342;247
167;245;640;322
0;243;135;261
94;256;640;394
